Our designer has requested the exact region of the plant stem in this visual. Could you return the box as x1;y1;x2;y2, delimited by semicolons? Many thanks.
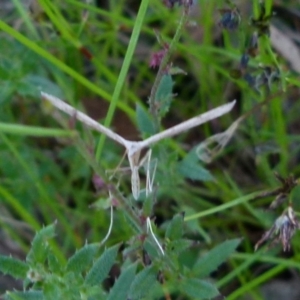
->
149;5;190;131
75;137;143;234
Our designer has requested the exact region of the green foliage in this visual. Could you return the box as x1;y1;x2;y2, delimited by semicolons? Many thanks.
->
66;243;99;274
192;239;242;278
166;239;192;256
127;265;158;300
107;263;137;300
1;0;300;299
85;244;119;286
179;278;219;300
5;291;43;300
177;148;214;181
166;212;184;240
1;228;116;299
136;104;156;137
47;253;62;274
0;256;28;279
26;223;57;265
154;74;174;118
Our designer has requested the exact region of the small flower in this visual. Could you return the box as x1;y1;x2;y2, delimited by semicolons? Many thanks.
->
149;48;168;69
27;268;43;282
219;8;241;30
255;206;300;252
92;173;105;191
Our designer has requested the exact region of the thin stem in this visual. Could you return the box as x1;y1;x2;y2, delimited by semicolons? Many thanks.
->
95;0;150;161
184;191;262;221
99;205;114;247
75;137;142;233
149;4;190;131
146;217;165;256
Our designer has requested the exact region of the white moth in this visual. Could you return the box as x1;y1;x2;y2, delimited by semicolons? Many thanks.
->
41;92;235;199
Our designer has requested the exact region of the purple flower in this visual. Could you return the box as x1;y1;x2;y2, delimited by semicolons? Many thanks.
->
219;8;241;30
149;48;167;69
92;173;105;191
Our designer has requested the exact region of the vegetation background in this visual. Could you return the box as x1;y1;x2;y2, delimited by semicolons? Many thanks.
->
1;0;300;299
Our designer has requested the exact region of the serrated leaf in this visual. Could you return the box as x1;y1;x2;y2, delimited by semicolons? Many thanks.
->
136;104;156;136
128;265;157;300
167;239;192;256
155;74;174;117
85;244;119;286
144;238;160;261
180;278;219;299
5;291;44;300
183;206;212;244
47;253;62;273
155;74;173;101
107;263;137;300
66;243;99;274
0;256;28;279
142;192;154;216
82;287;106;300
177;149;213;181
26;223;56;265
142;281;165;300
193;238;241;278
43;278;62;300
166;213;184;240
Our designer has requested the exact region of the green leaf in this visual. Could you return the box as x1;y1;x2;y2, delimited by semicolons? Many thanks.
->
107;263;137;300
165;213;184;240
183;206;212;244
0;81;15;104
21;74;63;98
177;149;213;181
26;223;56;265
127;265;157;300
66;243;99;274
180;278;219;300
167;239;192;256
136;104;156;136
89;197;111;210
142;192;154;216
143;238;161;261
47;253;62;273
193;238;242;278
169;66;187;76
155;74;174;117
0;123;74;137
155;74;173;102
5;291;44;300
43;278;62;300
85;244;119;286
0;255;28;279
80;286;106;300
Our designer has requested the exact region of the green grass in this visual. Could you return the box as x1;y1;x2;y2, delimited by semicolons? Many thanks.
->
1;0;300;299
